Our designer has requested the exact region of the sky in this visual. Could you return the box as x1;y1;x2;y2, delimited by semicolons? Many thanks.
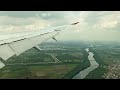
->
0;11;120;42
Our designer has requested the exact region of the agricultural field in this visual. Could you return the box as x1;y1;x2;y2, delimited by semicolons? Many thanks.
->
0;64;78;79
0;41;90;79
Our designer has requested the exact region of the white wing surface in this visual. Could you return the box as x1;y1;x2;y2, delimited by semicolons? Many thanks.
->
0;22;79;61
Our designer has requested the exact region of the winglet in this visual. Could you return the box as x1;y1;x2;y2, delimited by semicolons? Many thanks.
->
71;22;79;25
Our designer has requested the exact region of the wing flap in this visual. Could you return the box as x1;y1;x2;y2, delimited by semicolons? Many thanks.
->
6;31;59;56
0;44;15;60
9;39;34;56
0;61;5;69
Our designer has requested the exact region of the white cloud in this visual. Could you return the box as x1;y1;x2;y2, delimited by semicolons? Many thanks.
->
56;11;120;41
0;11;120;41
0;15;52;34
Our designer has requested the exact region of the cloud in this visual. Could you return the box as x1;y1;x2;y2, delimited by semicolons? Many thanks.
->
91;11;120;31
0;11;120;41
55;11;120;41
0;15;53;33
0;11;81;31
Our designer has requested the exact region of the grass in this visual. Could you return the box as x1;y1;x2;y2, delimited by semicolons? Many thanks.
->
0;42;91;79
0;64;78;79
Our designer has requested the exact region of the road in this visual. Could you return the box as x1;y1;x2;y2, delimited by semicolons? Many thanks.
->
50;55;62;63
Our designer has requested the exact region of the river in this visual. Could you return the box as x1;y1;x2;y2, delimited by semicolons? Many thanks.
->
72;48;99;79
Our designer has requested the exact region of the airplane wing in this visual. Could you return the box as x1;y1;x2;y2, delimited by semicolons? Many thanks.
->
0;22;79;61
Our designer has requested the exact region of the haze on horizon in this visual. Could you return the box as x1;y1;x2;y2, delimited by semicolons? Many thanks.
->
0;11;120;42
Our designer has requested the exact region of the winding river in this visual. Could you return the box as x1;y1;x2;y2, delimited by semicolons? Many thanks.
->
72;48;99;79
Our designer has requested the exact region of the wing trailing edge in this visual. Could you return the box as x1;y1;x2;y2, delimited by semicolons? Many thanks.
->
0;31;59;60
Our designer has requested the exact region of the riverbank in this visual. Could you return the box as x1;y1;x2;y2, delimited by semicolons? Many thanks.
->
85;48;108;79
61;48;90;79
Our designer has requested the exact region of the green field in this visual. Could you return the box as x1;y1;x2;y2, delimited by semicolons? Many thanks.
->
2;41;119;79
0;42;89;79
0;64;79;79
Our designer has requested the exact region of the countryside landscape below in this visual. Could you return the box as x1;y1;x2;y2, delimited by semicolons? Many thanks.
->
0;41;120;79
